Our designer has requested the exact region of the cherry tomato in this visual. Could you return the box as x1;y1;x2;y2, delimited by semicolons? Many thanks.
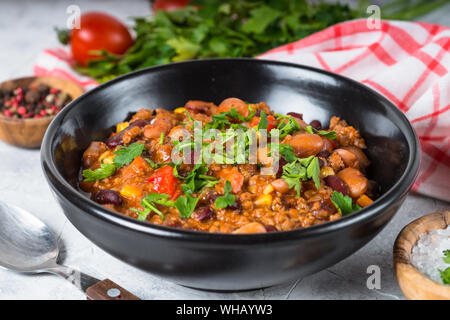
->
146;165;179;199
70;12;133;66
250;115;277;131
153;0;191;11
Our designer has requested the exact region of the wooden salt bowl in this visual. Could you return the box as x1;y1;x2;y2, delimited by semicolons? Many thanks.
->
394;210;450;300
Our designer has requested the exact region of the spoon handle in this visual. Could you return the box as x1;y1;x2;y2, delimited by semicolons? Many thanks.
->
45;265;140;300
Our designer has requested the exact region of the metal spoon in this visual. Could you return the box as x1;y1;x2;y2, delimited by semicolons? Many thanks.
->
0;201;139;300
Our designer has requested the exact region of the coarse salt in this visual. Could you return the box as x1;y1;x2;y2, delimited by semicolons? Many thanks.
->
411;226;450;285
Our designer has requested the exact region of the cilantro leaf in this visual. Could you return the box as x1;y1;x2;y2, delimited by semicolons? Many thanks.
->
306;157;321;189
439;267;450;284
215;180;236;209
305;125;337;140
281;161;306;196
257;111;269;130
82;163;116;182
181;164;219;194
241;6;281;34
276;114;301;139
331;191;361;216
113;143;145;167
175;193;199;218
131;193;175;221
443;250;450;264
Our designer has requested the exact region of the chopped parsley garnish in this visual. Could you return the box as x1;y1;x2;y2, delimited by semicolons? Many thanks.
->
82;163;116;182
443;250;450;264
305;125;337;140
113;142;145;167
275;114;301;139
174;193;199;219
215;181;236;209
131;193;175;221
280;155;321;195
257;111;269;130
439;267;450;284
159;132;164;144
179;164;219;194
83;142;146;182
330;191;361;216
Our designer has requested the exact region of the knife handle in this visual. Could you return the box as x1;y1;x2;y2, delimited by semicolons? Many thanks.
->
86;279;140;300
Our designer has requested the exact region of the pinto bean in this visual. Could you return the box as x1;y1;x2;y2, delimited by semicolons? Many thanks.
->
93;190;122;206
217;97;249;118
82;141;107;168
232;222;267;234
185;100;216;115
143;119;172;139
271;179;290;193
284;133;324;158
341;146;370;169
324;175;349;195
333;149;358;168
337;168;368;198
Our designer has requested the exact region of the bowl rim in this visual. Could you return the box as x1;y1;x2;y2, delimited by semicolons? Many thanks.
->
41;58;420;244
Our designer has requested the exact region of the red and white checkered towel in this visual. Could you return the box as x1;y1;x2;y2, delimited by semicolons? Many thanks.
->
34;19;450;201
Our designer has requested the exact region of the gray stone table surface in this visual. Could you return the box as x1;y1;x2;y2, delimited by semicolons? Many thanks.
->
0;0;449;300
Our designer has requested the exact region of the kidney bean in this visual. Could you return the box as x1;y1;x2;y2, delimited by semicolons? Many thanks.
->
228;200;242;213
264;225;278;232
82;141;107;168
324;175;349;196
93;190;122;206
276;158;287;178
317;150;331;158
193;206;215;222
309;120;322;130
106;119;149;148
206;192;219;204
287;112;303;119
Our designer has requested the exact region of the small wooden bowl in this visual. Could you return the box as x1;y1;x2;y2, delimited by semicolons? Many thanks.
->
0;76;84;148
394;210;450;300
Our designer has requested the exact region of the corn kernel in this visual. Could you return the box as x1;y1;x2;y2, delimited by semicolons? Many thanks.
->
116;122;129;133
320;166;335;178
254;194;272;207
174;107;185;114
357;194;373;208
99;151;115;164
263;184;274;195
120;185;142;200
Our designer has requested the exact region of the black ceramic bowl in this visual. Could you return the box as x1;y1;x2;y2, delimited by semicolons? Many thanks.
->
41;59;419;291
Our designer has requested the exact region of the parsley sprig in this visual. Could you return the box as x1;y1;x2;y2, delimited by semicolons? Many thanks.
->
131;193;175;221
305;126;337;140
281;156;321;195
82;163;117;182
82;142;146;182
275;114;301;139
215;181;236;209
330;191;361;216
174;193;199;219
